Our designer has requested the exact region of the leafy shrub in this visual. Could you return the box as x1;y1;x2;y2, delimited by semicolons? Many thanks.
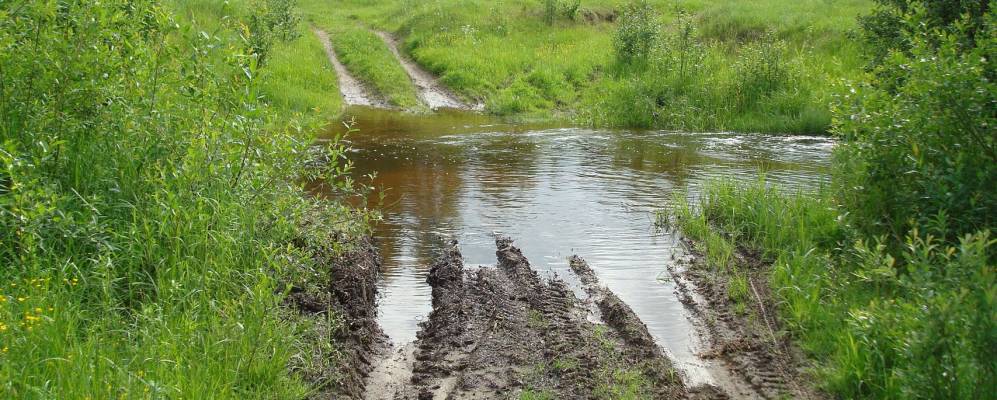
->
730;35;790;112
613;1;660;64
543;0;559;25
247;0;302;66
541;0;582;25
0;0;364;396
860;0;992;67
834;11;996;245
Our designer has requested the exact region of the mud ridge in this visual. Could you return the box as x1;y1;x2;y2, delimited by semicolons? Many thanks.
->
371;237;694;400
313;28;392;108
375;31;483;111
569;256;729;400
284;229;388;399
672;239;824;400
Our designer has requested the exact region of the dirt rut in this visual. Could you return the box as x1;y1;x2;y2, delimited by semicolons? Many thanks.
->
669;241;823;400
375;31;482;111
313;29;392;108
360;237;726;400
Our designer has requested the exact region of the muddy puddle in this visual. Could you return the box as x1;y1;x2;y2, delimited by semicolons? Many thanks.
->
313;106;832;394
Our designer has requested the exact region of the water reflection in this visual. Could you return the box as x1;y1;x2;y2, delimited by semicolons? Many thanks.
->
316;106;832;385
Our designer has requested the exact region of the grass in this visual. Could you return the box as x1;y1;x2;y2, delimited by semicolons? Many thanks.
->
261;24;343;117
0;0;367;397
298;0;421;109
302;0;872;133
669;179;995;398
171;0;343;119
327;27;422;109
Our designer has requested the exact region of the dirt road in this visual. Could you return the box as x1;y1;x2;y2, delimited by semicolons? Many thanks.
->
296;235;813;399
314;29;392;108
360;238;731;399
375;31;483;111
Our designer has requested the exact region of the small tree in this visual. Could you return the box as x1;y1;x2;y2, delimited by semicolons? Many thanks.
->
613;1;659;63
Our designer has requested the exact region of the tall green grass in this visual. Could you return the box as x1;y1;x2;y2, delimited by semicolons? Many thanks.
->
261;24;344;117
671;179;994;398
0;0;365;397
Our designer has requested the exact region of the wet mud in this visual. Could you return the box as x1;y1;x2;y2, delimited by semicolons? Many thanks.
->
314;29;392;108
669;241;823;400
282;219;389;399
297;233;820;399
375;31;483;111
360;237;720;400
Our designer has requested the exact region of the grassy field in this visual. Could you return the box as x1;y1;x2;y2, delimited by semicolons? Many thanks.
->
305;0;872;133
0;0;367;397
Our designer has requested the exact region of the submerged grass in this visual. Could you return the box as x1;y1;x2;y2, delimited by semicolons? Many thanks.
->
0;0;367;397
309;0;872;133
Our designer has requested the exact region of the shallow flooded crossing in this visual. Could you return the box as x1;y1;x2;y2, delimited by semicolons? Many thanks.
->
316;107;833;390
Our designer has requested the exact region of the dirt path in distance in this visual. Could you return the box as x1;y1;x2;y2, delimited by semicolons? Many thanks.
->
375;31;483;111
313;28;392;108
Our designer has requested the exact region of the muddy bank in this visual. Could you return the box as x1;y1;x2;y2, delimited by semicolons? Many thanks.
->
375;31;482;111
670;240;823;400
365;237;713;399
283;220;388;399
314;29;392;108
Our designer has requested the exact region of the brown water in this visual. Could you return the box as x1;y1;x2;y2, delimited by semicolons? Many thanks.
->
319;106;832;387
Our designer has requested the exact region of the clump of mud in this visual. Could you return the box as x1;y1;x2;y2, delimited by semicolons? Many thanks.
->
382;237;694;399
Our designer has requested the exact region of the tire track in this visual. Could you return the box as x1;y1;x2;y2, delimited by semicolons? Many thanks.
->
313;28;392;108
374;31;483;111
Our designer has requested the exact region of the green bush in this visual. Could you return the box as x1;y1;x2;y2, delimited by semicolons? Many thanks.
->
613;1;660;64
859;0;992;68
671;179;995;399
834;10;996;244
0;0;364;397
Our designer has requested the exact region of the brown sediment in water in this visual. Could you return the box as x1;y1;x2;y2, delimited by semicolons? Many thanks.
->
375;31;483;111
669;239;825;400
313;28;393;108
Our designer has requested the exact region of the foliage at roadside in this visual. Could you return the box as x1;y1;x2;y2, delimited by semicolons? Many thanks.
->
0;0;367;397
668;3;995;399
837;1;996;245
670;181;994;399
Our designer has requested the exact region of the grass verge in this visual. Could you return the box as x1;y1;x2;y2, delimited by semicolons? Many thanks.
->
669;179;994;398
299;0;421;109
